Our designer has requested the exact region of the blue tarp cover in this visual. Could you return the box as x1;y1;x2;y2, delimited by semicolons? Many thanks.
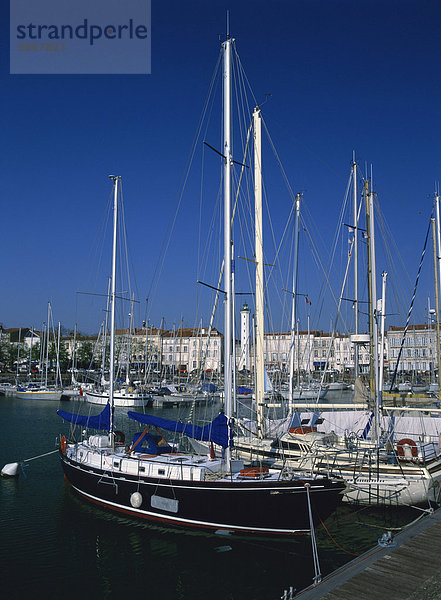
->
127;411;230;448
200;383;216;393
237;386;252;395
57;402;111;430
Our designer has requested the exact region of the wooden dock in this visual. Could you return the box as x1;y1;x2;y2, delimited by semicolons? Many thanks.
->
296;508;441;599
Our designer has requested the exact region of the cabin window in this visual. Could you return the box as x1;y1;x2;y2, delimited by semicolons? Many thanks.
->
113;461;120;468
158;469;165;475
139;466;145;473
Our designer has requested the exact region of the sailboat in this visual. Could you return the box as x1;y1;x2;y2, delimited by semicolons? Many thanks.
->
57;39;345;536
16;310;63;401
82;220;152;409
234;168;441;507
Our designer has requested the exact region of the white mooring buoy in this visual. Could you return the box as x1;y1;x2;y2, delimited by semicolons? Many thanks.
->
1;462;20;477
1;448;59;478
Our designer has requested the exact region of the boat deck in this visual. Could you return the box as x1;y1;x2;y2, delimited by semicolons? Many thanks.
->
296;507;441;599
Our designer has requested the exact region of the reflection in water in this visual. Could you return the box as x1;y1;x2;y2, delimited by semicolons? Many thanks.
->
0;397;421;599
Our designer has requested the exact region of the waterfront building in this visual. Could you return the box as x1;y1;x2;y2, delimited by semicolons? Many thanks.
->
386;324;435;376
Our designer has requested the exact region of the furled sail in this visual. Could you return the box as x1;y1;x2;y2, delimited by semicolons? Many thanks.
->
57;402;111;430
128;411;230;448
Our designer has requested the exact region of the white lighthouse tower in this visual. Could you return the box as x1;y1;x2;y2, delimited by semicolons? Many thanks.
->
239;302;251;371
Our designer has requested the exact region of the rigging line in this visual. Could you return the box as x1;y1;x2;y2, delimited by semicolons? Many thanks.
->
77;188;112;308
318;516;361;556
300;213;339;310
324;167;353;298
317;233;356;394
119;180;141;321
146;49;222;307
375;197;419;318
389;211;434;392
196;130;253;380
232;45;259;112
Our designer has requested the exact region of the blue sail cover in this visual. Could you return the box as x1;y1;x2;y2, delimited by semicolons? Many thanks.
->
200;383;216;393
57;402;111;431
237;386;252;395
128;411;230;449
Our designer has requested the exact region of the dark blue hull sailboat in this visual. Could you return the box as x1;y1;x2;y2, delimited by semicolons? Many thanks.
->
58;39;346;537
59;409;345;535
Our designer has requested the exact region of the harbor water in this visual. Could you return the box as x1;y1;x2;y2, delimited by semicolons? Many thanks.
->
0;395;420;599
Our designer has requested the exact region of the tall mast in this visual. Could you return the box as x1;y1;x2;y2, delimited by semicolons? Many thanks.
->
367;174;380;442
108;175;119;439
364;180;374;396
223;36;233;427
45;302;50;388
352;153;359;377
101;278;112;386
56;321;61;389
289;193;301;402
433;200;441;399
378;272;387;401
253;106;265;438
127;293;135;385
16;327;21;385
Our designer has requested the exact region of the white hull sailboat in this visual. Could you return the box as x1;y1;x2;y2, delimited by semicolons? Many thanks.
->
84;387;152;408
16;386;62;401
233;165;441;508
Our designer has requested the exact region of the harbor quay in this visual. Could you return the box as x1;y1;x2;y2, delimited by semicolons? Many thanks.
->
296;507;441;600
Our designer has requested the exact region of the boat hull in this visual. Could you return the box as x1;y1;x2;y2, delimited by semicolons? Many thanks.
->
233;437;441;506
59;451;344;535
15;390;62;400
84;390;153;408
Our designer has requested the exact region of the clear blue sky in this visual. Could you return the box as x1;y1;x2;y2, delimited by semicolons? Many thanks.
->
1;0;441;336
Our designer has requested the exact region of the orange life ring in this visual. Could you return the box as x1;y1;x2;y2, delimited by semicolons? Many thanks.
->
396;438;418;459
60;435;67;455
114;430;125;445
289;426;318;434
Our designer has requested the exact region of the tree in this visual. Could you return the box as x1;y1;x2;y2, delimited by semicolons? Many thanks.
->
77;341;94;369
58;341;70;372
